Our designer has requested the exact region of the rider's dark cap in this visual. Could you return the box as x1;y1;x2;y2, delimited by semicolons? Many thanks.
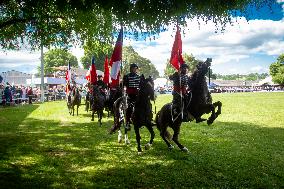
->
130;63;139;69
180;63;189;69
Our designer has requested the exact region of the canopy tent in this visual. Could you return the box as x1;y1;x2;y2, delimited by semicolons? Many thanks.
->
27;77;88;85
208;82;218;88
257;76;277;86
154;78;168;88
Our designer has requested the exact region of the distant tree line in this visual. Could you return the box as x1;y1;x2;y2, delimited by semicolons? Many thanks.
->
215;73;269;81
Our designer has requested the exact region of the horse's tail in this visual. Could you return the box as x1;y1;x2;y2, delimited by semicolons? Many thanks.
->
109;97;123;134
155;108;172;141
155;111;161;130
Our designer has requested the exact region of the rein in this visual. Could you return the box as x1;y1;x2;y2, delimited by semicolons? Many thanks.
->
171;91;192;122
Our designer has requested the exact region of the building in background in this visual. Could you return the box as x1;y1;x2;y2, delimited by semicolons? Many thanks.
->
1;70;32;85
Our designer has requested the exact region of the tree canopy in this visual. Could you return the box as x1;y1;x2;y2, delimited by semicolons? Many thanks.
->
39;49;78;75
270;54;284;85
1;0;273;50
81;40;113;70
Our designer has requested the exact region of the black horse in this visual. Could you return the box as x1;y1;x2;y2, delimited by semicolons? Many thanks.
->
67;87;81;116
85;90;91;112
110;75;156;154
155;60;222;152
90;85;105;126
104;86;123;117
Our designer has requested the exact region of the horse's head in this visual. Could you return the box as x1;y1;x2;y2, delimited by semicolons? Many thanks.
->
92;85;100;96
139;75;155;101
196;59;211;76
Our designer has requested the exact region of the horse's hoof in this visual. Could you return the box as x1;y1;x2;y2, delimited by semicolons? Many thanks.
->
207;119;213;125
125;140;130;145
145;143;152;150
181;147;189;152
168;144;174;150
118;137;122;143
196;118;206;123
91;119;94;121
137;151;142;155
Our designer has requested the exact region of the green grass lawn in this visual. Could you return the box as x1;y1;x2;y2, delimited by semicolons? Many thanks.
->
0;92;284;188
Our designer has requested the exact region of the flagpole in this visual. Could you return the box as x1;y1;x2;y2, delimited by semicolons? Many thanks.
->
178;49;183;120
40;43;44;103
177;23;184;120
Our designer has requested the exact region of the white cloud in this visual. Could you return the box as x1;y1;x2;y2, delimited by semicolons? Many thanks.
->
250;66;263;72
128;17;284;75
1;15;284;75
0;50;41;74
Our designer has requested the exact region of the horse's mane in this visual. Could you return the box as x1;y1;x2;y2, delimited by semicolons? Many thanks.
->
188;61;211;104
133;76;154;123
92;85;104;100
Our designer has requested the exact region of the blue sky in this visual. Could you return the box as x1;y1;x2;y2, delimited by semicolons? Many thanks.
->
0;0;284;76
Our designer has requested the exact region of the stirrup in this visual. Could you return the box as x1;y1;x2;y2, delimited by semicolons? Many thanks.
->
125;123;131;131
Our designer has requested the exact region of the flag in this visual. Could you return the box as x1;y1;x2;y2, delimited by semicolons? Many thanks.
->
86;56;97;84
170;26;184;70
110;28;123;87
65;62;71;81
103;56;110;85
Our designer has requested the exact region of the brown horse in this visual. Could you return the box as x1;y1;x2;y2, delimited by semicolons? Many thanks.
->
90;85;105;126
67;87;81;116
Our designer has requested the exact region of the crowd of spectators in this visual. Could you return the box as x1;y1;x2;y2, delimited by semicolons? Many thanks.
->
0;84;78;106
155;85;283;94
209;86;283;93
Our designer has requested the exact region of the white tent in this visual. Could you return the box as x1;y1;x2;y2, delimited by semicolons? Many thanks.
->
154;78;168;88
258;76;277;86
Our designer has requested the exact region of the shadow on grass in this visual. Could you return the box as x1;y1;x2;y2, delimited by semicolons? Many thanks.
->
0;114;283;188
0;105;40;159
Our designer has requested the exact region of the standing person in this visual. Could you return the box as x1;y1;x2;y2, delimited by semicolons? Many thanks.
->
0;84;4;105
21;86;26;99
4;86;12;105
123;63;141;129
27;86;33;104
169;63;190;122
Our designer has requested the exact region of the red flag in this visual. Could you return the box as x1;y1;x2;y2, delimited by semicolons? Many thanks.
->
170;26;184;70
103;56;110;85
86;56;97;84
110;28;123;88
65;62;71;81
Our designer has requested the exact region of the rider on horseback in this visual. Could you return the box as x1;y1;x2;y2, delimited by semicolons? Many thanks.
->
169;63;191;122
66;80;73;103
123;63;141;130
97;75;108;99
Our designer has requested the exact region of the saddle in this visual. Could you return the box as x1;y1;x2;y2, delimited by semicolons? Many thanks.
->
171;103;194;122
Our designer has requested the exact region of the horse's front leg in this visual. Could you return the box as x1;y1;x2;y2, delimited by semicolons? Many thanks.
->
118;129;123;143
145;124;155;150
98;110;102;126
124;125;130;145
85;101;89;112
72;106;75;116
134;124;142;154
91;110;94;121
214;101;222;116
172;124;188;152
160;127;174;150
207;104;216;125
77;105;79;116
